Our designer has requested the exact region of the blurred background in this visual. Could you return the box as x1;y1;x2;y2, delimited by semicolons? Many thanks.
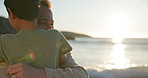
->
1;0;148;78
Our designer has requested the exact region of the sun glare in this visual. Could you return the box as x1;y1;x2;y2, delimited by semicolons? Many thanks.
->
107;14;128;25
89;13;130;38
112;37;123;43
106;13;129;38
105;43;130;69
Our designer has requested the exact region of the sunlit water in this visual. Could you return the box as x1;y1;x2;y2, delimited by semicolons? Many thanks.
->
104;43;130;69
69;37;148;78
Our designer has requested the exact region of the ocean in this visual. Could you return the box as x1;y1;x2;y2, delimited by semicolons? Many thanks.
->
68;37;148;78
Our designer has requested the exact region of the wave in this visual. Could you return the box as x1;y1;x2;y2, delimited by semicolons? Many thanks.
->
123;38;148;44
75;37;112;44
87;66;148;78
74;37;148;44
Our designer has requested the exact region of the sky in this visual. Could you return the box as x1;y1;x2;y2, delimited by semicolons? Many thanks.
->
0;0;148;38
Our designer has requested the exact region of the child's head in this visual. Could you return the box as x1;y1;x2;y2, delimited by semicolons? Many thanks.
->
4;0;39;21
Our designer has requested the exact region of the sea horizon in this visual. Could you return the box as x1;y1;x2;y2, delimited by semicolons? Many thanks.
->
69;37;148;78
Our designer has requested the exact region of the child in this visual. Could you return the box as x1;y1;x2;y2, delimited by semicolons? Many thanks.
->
0;0;72;77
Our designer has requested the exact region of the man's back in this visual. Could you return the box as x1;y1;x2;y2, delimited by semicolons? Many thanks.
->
0;17;16;34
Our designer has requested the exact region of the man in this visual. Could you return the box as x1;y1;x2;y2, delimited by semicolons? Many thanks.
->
38;0;54;30
0;16;16;35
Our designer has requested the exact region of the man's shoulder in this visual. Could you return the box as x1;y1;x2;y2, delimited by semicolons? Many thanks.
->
0;34;16;41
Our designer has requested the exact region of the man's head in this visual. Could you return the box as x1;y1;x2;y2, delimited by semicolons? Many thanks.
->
4;0;39;21
38;0;54;30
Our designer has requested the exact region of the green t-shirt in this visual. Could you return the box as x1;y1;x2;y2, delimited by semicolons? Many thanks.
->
0;29;72;68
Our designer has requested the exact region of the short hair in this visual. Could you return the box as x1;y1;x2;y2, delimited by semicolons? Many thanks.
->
4;0;39;21
39;0;51;9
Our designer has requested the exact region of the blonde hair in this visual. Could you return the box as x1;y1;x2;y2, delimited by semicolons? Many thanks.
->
38;0;51;8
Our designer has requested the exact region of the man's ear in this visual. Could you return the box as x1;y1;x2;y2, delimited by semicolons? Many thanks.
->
7;8;16;19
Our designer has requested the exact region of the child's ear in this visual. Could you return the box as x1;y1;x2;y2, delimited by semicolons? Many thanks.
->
7;8;16;19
